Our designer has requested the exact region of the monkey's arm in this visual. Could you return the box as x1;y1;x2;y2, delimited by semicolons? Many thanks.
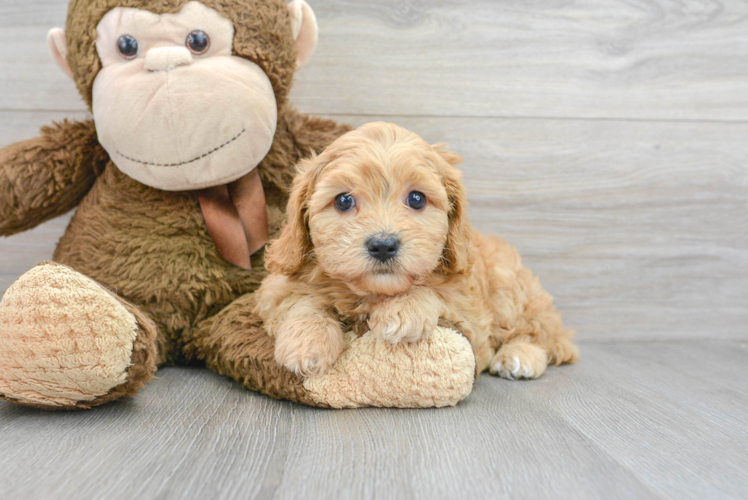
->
0;119;108;237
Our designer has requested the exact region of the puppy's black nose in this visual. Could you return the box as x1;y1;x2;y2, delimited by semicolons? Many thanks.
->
366;234;400;263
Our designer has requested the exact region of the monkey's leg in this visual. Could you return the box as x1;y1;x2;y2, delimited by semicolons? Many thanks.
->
0;262;159;410
185;292;477;409
184;292;321;406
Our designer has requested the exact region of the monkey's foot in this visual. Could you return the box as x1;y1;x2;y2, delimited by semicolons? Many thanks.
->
0;262;158;409
303;327;476;408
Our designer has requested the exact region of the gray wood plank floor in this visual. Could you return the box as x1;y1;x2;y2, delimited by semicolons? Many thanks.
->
1;342;746;500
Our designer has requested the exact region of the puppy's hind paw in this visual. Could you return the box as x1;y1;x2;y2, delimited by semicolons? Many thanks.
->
490;342;548;380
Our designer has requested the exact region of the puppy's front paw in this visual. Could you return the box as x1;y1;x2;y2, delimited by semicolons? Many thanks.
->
368;299;438;344
490;342;548;380
274;316;344;377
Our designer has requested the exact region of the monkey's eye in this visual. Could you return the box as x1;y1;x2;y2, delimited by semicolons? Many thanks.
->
186;30;210;55
117;35;139;60
334;194;356;213
406;191;427;210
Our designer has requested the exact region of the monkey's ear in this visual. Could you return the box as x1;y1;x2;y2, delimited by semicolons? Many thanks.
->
288;0;319;68
47;28;73;80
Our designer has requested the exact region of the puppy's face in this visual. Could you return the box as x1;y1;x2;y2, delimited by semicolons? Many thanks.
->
266;122;469;296
308;141;451;295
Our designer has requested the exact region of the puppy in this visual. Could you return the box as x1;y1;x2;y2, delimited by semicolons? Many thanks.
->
254;122;579;378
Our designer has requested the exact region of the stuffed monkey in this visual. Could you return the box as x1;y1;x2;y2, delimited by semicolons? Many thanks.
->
0;0;475;409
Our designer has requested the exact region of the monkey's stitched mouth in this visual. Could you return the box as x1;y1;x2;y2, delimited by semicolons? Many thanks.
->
115;128;246;168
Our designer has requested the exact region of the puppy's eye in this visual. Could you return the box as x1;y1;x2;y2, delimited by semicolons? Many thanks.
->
334;193;356;212
186;30;210;55
117;35;139;60
406;191;427;210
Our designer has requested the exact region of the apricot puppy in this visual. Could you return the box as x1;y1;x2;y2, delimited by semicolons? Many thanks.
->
255;122;579;377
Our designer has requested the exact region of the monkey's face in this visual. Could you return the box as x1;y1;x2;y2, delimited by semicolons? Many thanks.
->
91;1;277;191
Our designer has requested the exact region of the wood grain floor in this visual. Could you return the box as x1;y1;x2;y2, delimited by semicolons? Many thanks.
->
1;0;747;498
1;342;746;500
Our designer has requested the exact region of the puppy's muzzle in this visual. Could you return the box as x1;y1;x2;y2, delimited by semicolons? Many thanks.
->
366;234;400;263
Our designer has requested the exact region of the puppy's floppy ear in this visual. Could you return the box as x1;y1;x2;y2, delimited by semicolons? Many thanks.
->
265;157;319;275
433;144;471;274
433;143;464;168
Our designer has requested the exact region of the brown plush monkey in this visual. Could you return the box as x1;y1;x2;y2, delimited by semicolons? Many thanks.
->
0;0;476;409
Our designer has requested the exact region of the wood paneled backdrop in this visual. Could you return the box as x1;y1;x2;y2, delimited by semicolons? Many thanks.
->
1;0;746;342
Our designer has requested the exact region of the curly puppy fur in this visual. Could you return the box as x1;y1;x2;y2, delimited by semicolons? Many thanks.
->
255;122;579;378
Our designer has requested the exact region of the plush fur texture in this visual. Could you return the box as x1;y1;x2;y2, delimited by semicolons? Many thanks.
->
65;0;298;110
51;108;346;367
0;120;108;236
302;327;476;409
256;122;579;379
0;262;159;409
0;0;350;407
0;1;477;409
91;3;282;191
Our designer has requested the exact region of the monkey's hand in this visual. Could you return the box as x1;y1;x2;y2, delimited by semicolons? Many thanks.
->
0;119;107;237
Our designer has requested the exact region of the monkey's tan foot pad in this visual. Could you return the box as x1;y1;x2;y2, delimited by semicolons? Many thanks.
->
303;327;476;409
0;262;158;409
